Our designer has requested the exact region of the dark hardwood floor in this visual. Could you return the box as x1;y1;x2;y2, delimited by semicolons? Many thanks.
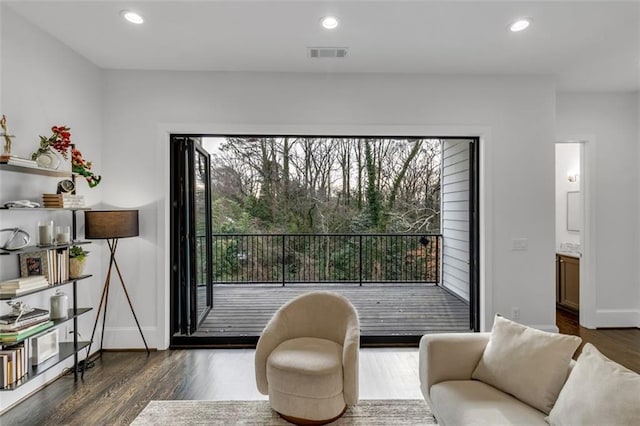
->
0;351;212;425
556;308;640;373
0;312;637;425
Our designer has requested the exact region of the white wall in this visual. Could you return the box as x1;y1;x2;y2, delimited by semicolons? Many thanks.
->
556;92;640;327
0;7;103;410
100;70;558;349
555;143;581;248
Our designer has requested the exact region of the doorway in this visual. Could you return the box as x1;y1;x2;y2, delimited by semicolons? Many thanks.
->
170;134;480;346
555;140;592;328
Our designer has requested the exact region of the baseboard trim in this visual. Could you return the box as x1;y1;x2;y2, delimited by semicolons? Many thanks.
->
595;309;640;328
103;326;157;349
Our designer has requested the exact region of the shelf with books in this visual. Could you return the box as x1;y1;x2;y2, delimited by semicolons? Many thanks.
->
0;307;49;328
1;165;95;390
0;306;93;389
0;240;91;256
0;275;92;300
0;308;92;345
0;320;55;344
0;341;91;391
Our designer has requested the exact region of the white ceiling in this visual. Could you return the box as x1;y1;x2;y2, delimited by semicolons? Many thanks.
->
5;0;640;91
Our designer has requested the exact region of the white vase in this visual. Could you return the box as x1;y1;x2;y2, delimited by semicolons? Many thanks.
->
35;149;61;169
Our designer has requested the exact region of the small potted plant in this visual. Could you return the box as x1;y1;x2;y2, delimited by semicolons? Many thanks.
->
69;246;89;278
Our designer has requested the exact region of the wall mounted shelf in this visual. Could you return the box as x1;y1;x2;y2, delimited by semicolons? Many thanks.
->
0;163;72;178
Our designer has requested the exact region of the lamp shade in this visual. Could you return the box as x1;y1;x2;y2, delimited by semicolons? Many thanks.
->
84;210;139;239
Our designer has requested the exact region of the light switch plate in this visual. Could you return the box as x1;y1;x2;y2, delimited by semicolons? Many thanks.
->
512;238;528;251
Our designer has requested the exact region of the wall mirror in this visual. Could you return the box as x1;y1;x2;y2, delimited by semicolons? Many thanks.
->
567;191;581;232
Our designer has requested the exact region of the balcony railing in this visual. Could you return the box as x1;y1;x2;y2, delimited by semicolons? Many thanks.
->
198;234;441;286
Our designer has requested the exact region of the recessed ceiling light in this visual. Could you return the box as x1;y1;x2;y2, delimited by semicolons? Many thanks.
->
121;10;144;25
321;16;339;30
509;18;531;32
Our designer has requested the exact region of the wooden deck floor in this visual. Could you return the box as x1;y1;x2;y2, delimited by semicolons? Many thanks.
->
194;283;470;337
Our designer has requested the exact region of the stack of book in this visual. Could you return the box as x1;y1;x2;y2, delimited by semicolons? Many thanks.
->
0;308;51;333
0;155;38;168
42;194;85;208
0;276;49;296
0;320;54;343
47;249;69;284
0;343;28;388
0;308;53;386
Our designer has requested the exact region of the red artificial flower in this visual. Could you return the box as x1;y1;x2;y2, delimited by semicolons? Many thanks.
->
33;125;101;187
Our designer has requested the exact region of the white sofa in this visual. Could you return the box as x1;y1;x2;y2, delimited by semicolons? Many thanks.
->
419;320;640;426
419;332;554;425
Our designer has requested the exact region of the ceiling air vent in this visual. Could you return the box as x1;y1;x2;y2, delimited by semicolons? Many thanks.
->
308;47;348;59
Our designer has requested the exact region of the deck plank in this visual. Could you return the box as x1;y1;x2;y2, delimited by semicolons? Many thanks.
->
194;283;470;337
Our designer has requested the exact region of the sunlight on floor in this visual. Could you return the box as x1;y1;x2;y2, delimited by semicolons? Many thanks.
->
199;348;422;401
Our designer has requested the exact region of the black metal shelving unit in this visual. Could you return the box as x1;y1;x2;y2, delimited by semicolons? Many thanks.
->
0;162;93;389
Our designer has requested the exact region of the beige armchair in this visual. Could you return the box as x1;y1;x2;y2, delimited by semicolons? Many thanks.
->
255;291;360;424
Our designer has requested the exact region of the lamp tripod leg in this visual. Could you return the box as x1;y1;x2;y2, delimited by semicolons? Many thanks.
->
99;261;113;354
81;250;115;379
110;241;150;355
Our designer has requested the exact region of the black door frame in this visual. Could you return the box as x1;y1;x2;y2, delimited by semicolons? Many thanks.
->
169;134;481;347
469;138;481;331
170;135;213;342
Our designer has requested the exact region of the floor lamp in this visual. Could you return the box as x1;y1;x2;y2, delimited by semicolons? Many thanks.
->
83;210;150;376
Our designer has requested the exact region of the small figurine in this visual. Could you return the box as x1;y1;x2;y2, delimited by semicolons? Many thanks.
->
6;300;35;323
0;114;14;155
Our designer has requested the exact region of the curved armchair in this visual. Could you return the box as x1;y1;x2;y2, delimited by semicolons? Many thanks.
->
255;291;360;424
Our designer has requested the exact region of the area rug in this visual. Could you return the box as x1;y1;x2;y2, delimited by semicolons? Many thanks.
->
131;399;437;425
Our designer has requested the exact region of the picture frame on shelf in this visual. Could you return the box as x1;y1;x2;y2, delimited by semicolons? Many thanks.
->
31;328;59;365
19;251;49;278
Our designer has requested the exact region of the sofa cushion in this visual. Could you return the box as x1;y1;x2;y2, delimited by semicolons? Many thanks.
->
430;380;548;425
472;315;581;414
547;343;640;426
266;337;343;398
266;337;345;421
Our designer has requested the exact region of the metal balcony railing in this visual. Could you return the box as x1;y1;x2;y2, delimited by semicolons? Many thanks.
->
198;234;441;286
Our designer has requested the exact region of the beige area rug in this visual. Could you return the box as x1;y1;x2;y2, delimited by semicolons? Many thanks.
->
131;399;437;425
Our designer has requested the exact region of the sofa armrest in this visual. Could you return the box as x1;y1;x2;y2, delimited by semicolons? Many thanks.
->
419;333;490;398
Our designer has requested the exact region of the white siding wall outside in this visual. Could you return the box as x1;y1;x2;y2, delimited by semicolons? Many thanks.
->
441;139;472;301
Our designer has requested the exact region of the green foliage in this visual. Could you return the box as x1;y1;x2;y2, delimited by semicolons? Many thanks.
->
364;140;382;229
349;212;375;233
328;241;357;280
69;245;89;260
210;137;442;235
212;238;240;280
245;196;273;225
213;197;252;233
